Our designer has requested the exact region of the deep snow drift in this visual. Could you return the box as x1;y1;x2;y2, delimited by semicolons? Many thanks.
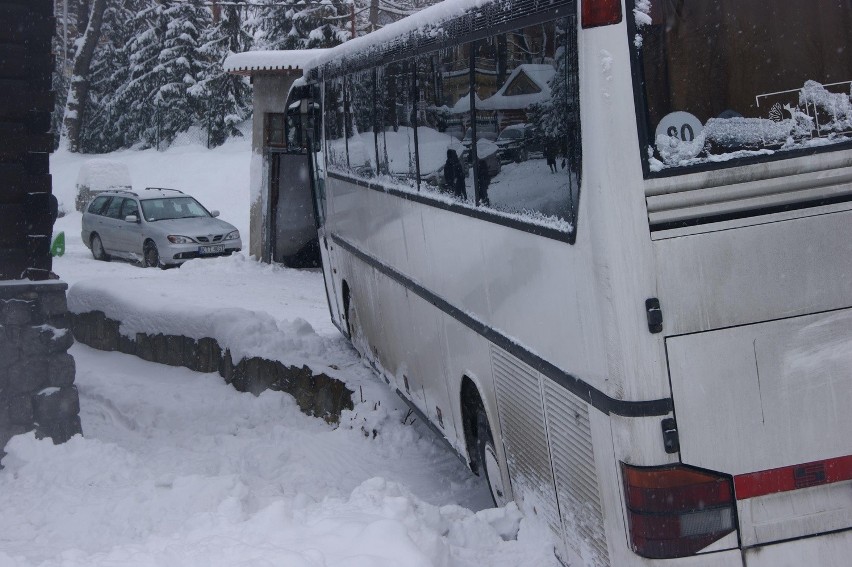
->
0;138;559;566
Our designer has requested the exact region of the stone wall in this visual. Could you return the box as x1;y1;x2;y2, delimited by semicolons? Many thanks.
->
72;310;353;423
1;282;81;460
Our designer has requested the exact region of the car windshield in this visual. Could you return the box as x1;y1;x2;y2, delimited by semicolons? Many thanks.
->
140;197;209;222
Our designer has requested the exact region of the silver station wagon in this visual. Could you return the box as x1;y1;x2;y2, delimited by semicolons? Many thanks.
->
81;188;241;268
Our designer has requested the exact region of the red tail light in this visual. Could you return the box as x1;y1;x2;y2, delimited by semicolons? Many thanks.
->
622;463;736;559
581;0;623;29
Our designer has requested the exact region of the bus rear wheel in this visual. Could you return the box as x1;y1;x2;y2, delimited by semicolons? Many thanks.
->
476;409;508;507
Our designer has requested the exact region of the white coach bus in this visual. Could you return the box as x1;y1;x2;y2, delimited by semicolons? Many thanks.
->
285;1;852;565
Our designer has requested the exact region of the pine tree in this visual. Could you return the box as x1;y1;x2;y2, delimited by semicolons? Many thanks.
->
63;0;108;152
111;2;168;148
199;5;254;146
154;0;212;144
80;1;140;152
261;0;352;50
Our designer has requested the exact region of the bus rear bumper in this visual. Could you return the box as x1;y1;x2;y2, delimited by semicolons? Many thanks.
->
744;528;851;567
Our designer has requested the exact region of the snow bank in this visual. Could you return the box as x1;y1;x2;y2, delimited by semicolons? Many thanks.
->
66;254;332;369
0;344;557;567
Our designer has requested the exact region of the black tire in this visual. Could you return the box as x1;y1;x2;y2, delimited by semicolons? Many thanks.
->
476;409;508;507
143;241;161;268
91;234;110;261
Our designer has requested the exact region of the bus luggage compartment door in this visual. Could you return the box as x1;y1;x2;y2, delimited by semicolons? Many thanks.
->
666;309;852;548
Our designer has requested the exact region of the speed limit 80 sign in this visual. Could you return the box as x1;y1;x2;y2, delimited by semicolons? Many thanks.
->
655;111;704;144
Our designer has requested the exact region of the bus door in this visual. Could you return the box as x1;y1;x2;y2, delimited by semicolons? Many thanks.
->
269;94;320;268
303;87;343;331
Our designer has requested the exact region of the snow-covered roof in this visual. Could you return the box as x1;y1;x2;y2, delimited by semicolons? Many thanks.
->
478;64;555;111
449;92;483;114
224;49;329;76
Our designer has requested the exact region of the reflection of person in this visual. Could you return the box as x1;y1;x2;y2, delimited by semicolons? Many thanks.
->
443;149;466;199
545;140;558;173
476;158;490;206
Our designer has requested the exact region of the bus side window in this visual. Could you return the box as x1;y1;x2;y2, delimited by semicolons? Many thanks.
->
472;18;581;228
415;46;471;199
377;59;418;189
324;77;348;171
347;69;379;180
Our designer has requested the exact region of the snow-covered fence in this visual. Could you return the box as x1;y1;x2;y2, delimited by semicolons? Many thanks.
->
71;310;353;423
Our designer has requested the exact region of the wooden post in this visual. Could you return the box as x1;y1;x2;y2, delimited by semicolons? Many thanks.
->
350;3;356;40
0;0;57;280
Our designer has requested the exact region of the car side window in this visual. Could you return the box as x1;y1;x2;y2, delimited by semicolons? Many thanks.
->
121;199;139;219
88;196;110;215
103;197;124;219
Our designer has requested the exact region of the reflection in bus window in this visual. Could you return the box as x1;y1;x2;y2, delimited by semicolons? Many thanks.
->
347;69;378;180
417;48;471;199
378;61;418;188
636;0;852;171
319;19;580;233
324;77;348;171
474;18;580;224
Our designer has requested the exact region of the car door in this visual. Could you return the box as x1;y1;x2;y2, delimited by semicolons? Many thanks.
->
82;195;110;246
98;196;125;256
115;198;142;256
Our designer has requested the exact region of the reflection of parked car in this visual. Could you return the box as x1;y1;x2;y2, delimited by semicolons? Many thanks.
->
75;159;132;212
81;188;241;268
444;125;466;140
496;124;536;163
461;127;498;151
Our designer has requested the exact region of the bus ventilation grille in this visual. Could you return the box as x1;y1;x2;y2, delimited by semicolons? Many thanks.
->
645;154;852;233
490;346;562;536
543;380;609;566
490;346;609;565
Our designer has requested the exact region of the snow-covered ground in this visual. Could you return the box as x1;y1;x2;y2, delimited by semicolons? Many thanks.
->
0;138;559;566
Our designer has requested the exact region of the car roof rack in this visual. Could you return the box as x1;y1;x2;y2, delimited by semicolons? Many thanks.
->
107;189;138;197
144;187;184;194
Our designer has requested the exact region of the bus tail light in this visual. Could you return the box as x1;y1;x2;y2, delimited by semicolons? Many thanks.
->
621;463;736;559
581;0;623;29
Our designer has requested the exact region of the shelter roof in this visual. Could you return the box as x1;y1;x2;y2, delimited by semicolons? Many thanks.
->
224;49;329;76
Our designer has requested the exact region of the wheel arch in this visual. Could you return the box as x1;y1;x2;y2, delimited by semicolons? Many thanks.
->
341;278;351;337
460;375;489;474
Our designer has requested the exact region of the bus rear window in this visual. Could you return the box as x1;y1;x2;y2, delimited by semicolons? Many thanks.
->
634;0;852;173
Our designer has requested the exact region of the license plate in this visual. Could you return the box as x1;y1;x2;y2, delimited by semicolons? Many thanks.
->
198;245;225;255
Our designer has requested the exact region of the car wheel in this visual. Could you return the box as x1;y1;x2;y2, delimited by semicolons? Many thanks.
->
91;234;110;261
143;241;162;269
476;409;509;507
516;149;528;163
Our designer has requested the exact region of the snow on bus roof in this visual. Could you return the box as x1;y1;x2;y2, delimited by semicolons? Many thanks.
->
224;49;329;75
306;0;499;72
